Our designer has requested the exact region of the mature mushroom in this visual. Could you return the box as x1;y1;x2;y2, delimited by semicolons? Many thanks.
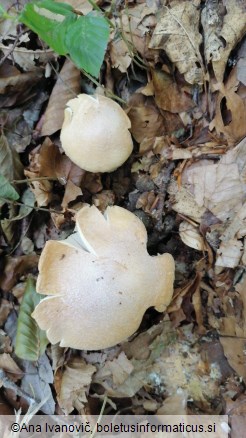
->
60;94;133;173
32;205;175;350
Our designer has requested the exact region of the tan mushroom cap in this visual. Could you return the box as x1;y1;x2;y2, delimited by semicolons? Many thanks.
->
60;94;133;173
32;205;175;350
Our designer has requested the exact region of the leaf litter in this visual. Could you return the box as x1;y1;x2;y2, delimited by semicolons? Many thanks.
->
0;0;246;428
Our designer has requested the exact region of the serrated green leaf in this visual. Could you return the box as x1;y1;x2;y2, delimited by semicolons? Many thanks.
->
66;13;110;77
15;277;48;361
18;0;110;77
19;0;77;54
0;174;19;204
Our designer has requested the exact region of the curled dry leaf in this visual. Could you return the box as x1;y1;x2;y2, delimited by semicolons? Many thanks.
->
179;221;205;251
152;70;194;113
41;60;81;136
216;239;243;269
32;205;175;350
182;137;246;222
149;0;203;85
55;357;96;414
201;0;246;83
209;70;246;144
128;95;164;143
110;38;132;73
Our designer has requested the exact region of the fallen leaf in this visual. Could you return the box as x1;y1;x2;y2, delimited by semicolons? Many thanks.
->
179;221;206;251
209;70;246;144
55;357;96;414
201;0;246;83
110;38;131;73
41;60;81;136
152;69;194;113
61;180;82;209
182;137;246;222
216;239;243;269
21;354;55;415
149;0;203;84
128;95;165;143
220;338;246;381
0;354;23;381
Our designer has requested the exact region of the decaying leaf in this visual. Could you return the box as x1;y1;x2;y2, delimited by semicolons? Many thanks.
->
149;0;203;84
41;60;81;136
179;221;206;251
182;137;246;222
209;70;246;144
0;353;23;381
55;357;96;414
201;0;246;83
128;95;165;143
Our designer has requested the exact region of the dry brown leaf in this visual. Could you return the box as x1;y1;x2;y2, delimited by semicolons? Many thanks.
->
157;392;187;415
0;354;23;381
0;62;43;107
107;352;134;386
179;221;206;251
61;180;82;209
220;338;246;381
55;357;96;414
0;254;39;292
182;137;246;222
118;3;158;59
152;70;194;113
168;179;206;223
149;0;204;84
128;95;164;143
0;44;55;71
216;239;243;269
109;38;131;73
24;169;53;206
92;190;115;212
38;138;85;186
201;0;246;83
41;60;81;136
209;70;246;144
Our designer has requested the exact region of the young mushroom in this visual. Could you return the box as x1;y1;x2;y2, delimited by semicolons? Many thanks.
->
32;205;175;350
60;94;133;173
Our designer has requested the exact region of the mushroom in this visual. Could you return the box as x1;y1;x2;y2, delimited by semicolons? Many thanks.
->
32;205;175;350
60;94;133;173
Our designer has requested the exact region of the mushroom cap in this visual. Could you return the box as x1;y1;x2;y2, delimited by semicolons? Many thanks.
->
32;205;175;350
60;94;133;173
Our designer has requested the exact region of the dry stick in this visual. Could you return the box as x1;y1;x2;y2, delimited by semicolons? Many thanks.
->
0;198;64;215
90;395;108;438
0;369;37;406
12;177;59;184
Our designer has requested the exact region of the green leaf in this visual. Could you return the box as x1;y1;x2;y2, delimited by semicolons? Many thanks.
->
19;0;76;54
65;13;110;77
15;277;48;361
18;0;110;76
0;174;19;205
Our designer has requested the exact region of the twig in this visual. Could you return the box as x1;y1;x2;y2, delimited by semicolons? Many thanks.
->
0;198;64;214
12;177;58;184
0;369;37;406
